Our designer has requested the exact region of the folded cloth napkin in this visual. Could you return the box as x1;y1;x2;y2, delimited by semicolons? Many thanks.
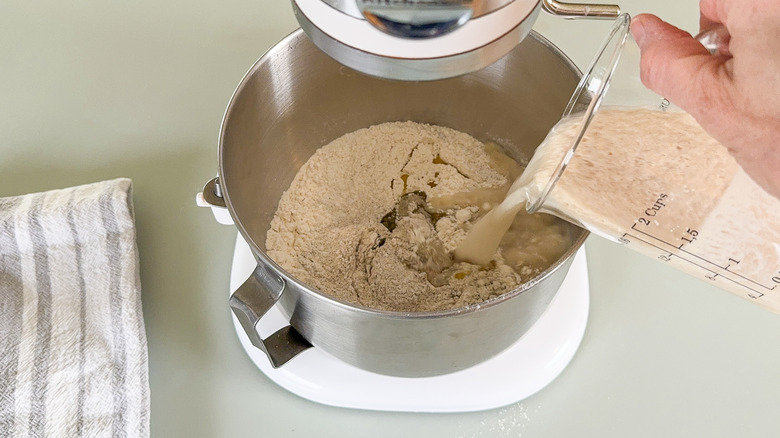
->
0;178;149;438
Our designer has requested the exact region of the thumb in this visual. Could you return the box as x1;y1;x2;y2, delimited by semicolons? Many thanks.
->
630;14;734;120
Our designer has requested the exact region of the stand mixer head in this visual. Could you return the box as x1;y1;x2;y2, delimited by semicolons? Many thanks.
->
292;0;621;80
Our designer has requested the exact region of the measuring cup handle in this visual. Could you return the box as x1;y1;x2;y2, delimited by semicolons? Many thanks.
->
695;24;731;58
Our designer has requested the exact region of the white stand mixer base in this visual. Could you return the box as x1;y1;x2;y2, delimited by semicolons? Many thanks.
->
229;234;589;412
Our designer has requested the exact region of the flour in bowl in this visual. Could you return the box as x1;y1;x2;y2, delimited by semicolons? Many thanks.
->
266;121;572;312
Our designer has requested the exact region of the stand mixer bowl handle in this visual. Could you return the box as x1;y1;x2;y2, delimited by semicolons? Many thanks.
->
542;0;621;19
229;265;312;368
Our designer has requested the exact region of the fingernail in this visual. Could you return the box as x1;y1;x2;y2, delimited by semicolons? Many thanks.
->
631;16;647;46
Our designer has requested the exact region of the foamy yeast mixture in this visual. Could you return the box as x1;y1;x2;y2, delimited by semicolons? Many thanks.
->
457;108;780;312
266;121;572;312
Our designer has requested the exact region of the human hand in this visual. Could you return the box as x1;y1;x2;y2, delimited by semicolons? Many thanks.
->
630;0;780;199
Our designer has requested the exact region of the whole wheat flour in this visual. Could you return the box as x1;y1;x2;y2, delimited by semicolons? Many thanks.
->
266;121;570;312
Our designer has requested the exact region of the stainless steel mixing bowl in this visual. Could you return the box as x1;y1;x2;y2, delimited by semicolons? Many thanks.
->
205;29;588;377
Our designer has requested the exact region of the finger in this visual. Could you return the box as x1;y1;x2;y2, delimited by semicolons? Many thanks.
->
630;14;734;122
699;0;730;26
699;12;719;31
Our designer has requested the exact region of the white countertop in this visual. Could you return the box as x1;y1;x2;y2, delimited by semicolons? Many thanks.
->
2;0;779;436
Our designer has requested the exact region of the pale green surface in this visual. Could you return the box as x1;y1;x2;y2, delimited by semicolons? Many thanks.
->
2;1;779;437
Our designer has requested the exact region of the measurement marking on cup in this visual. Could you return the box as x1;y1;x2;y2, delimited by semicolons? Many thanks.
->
628;223;762;284
725;258;743;271
624;224;777;297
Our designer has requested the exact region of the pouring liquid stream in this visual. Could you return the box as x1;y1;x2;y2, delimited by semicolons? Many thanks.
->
455;107;780;313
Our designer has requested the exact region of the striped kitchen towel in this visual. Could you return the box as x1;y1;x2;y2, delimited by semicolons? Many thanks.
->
0;178;149;438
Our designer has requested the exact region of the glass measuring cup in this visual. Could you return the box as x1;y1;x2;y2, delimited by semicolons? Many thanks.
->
519;14;780;312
